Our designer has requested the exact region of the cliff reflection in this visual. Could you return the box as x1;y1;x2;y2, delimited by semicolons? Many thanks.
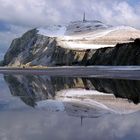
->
4;75;140;117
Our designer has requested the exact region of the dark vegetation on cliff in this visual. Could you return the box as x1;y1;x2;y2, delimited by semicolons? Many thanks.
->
2;28;140;66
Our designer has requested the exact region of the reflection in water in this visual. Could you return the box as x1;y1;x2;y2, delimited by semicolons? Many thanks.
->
4;75;140;118
1;74;140;140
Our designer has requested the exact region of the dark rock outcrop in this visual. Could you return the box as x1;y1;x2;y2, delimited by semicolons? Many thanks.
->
87;39;140;65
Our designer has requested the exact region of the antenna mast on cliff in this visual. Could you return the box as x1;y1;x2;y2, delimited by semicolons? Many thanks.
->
81;116;84;126
83;12;86;22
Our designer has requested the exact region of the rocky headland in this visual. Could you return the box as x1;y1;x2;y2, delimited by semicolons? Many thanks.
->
1;21;140;66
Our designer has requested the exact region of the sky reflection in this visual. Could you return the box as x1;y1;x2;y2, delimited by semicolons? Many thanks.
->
0;74;140;140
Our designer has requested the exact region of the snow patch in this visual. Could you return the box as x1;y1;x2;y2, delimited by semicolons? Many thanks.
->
59;41;114;50
37;21;140;50
56;88;112;97
38;25;66;37
36;100;65;111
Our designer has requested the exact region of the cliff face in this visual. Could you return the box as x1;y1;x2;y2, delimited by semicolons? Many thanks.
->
3;29;88;66
87;39;140;65
2;28;140;66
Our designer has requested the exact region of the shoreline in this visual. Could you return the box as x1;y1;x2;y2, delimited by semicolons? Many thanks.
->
0;66;140;80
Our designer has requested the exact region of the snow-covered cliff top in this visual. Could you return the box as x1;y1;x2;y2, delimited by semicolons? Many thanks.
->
36;88;140;117
37;20;140;50
37;20;110;37
37;20;138;37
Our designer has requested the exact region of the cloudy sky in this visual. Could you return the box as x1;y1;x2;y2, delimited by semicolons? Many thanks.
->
0;0;140;58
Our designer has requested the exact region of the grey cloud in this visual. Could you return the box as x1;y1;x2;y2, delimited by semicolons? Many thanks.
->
0;0;139;28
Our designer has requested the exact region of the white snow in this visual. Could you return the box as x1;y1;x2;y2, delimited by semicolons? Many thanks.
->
36;100;65;111
62;25;137;40
38;21;137;39
65;20;109;35
34;88;140;115
59;41;114;50
56;88;112;97
68;98;139;115
38;25;66;37
37;21;109;38
56;89;140;115
37;21;139;50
